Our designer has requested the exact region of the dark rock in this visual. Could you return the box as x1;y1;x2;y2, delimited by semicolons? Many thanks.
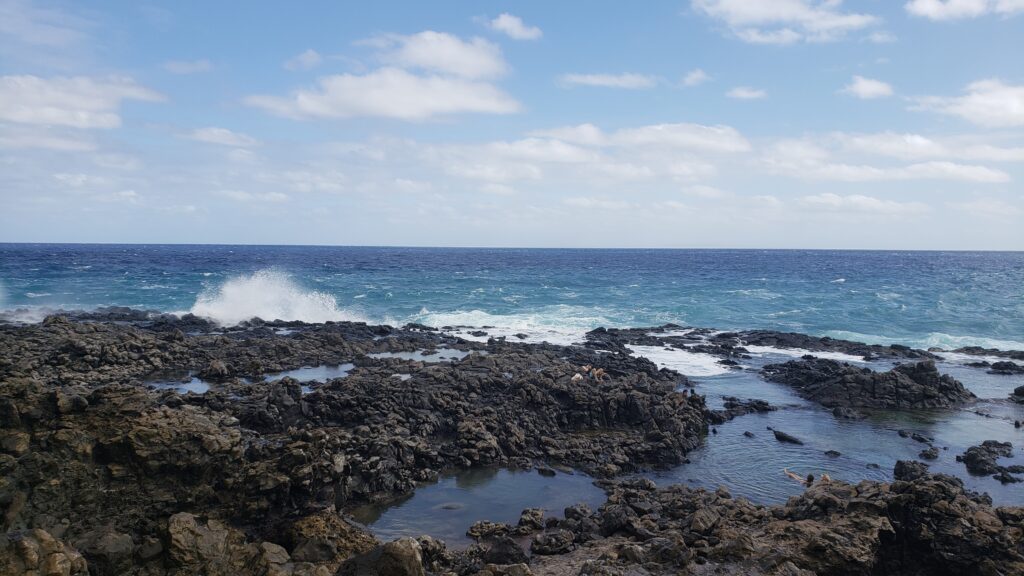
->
762;359;975;409
773;430;804;445
482;536;528;565
340;537;425;576
530;530;575;555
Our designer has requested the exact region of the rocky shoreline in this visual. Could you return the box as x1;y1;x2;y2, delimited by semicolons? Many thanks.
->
1;312;1022;575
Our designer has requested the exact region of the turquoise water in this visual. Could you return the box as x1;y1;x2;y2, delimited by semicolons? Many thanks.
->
1;244;1022;350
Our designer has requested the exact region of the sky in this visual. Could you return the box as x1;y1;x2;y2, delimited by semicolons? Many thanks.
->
0;0;1022;249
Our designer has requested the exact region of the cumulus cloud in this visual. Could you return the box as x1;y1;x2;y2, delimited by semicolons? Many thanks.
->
558;73;658;89
0;75;163;129
246;68;519;121
727;86;766;99
373;31;507;79
284;49;322;71
842;76;893;99
488;13;542;40
692;0;880;44
905;0;1024;20
163;59;213;74
800;193;929;215
913;79;1024;127
682;68;711;86
186;127;261;147
249;31;519;121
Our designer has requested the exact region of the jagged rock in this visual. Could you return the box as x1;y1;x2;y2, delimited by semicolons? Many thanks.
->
762;359;975;409
0;529;88;575
530;530;575;555
339;537;425;576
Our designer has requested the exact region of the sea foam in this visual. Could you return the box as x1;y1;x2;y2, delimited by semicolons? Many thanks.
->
823;330;1024;353
189;269;364;326
414;306;613;346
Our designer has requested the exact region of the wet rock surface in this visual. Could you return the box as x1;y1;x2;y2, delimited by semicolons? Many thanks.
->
585;324;938;361
420;464;1024;576
0;315;705;575
761;358;975;409
958;441;1024;484
2;315;1022;575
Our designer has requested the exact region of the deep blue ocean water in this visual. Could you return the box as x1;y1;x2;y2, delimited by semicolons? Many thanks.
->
1;244;1022;350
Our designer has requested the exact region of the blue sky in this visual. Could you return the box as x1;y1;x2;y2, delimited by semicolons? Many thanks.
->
1;0;1022;249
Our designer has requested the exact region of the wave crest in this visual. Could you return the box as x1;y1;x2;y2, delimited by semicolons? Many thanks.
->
189;269;363;326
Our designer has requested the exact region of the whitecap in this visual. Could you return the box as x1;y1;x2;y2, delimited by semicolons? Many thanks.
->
822;330;1024;353
830;278;845;283
627;345;732;377
25;292;52;298
743;345;866;363
188;269;365;326
413;306;613;346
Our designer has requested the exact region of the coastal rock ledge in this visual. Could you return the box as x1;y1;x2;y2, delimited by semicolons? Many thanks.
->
761;358;976;410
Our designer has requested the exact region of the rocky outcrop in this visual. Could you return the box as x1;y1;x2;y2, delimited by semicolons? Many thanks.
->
761;358;975;409
435;465;1024;576
958;441;1024;484
0;315;709;575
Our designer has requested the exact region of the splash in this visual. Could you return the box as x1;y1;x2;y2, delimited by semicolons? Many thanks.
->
189;269;363;326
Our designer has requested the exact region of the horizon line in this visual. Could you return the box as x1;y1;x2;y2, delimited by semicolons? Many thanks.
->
0;241;1022;253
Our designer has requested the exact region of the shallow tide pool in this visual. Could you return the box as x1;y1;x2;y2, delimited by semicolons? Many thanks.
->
349;468;605;547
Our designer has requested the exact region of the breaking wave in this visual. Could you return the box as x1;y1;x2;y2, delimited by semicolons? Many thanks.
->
188;269;365;326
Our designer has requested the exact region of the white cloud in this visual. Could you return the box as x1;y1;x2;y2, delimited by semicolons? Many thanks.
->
245;67;520;121
727;86;766;99
866;31;897;43
0;0;87;49
284;49;322;71
834;131;1024;162
692;0;880;44
948;198;1023;218
187;127;261;147
913;80;1024;127
842;75;893;99
218;190;289;203
163;59;213;74
800;193;929;215
764;138;1010;182
905;0;1024;20
0;75;163;129
0;124;95;150
488;13;542;40
375;31;507;79
93;189;140;204
530;122;751;152
682;68;711;87
559;73;658;89
564;196;631;210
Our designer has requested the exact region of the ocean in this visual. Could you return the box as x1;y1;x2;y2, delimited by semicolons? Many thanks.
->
2;244;1022;351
